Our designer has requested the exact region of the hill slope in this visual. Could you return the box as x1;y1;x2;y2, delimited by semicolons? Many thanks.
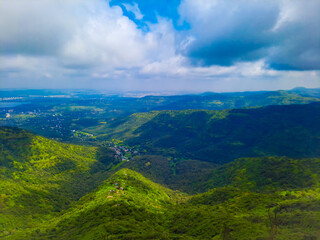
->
110;103;320;164
11;168;184;240
152;90;320;111
8;157;320;240
0;127;118;237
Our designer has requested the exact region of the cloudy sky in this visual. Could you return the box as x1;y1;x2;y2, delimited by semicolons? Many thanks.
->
0;0;319;92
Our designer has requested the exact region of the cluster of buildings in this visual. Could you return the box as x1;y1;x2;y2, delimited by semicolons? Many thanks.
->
110;145;139;162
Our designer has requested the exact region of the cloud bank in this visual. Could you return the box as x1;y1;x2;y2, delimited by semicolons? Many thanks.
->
0;0;319;91
179;0;320;70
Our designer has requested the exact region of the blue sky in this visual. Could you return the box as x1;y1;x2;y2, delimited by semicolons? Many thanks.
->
0;0;319;92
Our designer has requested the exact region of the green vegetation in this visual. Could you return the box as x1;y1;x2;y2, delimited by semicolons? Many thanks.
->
117;103;320;164
1;89;320;239
0;127;118;237
122;154;216;193
0;126;319;239
1;89;319;142
199;157;320;192
153;90;320;111
86;111;160;140
22;169;184;240
4;157;320;239
53;106;104;112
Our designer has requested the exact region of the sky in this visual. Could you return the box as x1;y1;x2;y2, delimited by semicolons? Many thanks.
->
0;0;320;93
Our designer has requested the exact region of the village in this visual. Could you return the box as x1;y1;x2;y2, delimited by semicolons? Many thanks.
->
110;144;139;162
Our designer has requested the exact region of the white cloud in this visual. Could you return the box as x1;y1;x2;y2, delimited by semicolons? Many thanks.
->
0;0;319;92
0;0;177;86
178;0;320;70
0;0;175;69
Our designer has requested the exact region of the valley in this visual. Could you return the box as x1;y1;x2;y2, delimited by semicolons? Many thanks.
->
0;88;320;239
2;0;320;238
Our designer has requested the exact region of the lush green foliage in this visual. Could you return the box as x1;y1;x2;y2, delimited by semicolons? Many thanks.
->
0;127;117;237
122;154;216;193
1;89;320;142
9;169;185;240
1;95;320;239
199;157;320;192
6;160;320;240
120;103;320;164
1;132;319;240
153;90;320;111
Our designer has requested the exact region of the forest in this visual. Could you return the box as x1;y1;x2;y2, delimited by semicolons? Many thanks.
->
0;88;320;239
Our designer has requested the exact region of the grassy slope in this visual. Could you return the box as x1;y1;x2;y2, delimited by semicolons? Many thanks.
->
1;101;320;239
178;156;320;240
11;156;320;240
15;169;185;240
81;90;320;141
77;103;320;194
199;157;320;192
0;127;117;237
123;103;320;164
85;111;160;140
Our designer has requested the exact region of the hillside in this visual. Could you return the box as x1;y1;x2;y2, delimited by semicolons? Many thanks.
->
9;168;185;240
2;89;320;143
0;127;118;237
7;157;320;240
152;90;320;111
1;102;320;239
289;87;320;98
83;90;320;139
100;103;320;164
194;156;320;192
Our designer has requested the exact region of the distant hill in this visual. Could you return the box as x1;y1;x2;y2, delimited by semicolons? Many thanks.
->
2;88;320;142
289;87;320;98
94;103;320;165
151;90;320;111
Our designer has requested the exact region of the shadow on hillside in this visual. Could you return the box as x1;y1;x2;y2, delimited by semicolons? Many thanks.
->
92;146;118;172
0;126;34;168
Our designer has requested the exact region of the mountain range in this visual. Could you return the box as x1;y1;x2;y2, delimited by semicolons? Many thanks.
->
1;89;320;239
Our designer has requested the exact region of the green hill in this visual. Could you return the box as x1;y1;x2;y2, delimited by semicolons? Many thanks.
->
199;156;320;192
0;127;118;237
80;103;320;194
1;104;320;240
11;168;184;240
174;156;320;240
152;90;320;111
7;157;320;240
83;90;320;139
112;103;320;164
2;89;320;143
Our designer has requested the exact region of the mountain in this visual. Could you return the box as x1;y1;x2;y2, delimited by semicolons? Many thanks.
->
0;127;120;238
21;168;183;240
289;87;320;98
0;128;319;239
152;90;320;111
2;88;320;143
1;100;320;239
8;157;320;240
194;156;320;192
92;102;320;165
